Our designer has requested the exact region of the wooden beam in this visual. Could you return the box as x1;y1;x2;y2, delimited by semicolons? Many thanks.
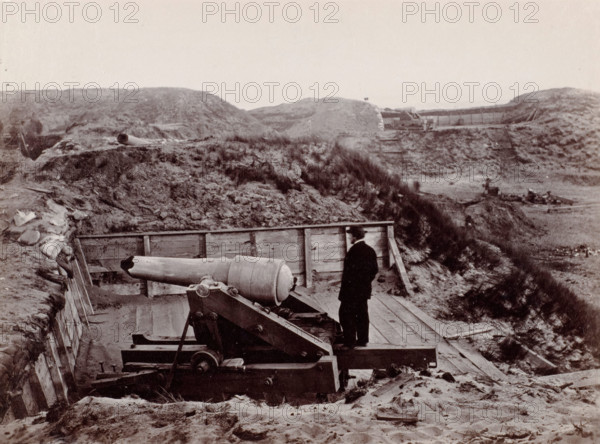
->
143;235;154;298
73;259;94;314
132;334;198;345
122;344;210;364
249;232;258;256
304;228;313;288
386;225;395;268
334;344;437;370
74;238;93;287
538;369;600;389
285;289;324;313
91;370;161;391
373;373;415;397
387;237;414;297
450;342;507;382
445;327;492;340
77;221;395;239
27;366;50;410
188;285;333;359
121;356;339;395
67;280;89;328
343;226;349;252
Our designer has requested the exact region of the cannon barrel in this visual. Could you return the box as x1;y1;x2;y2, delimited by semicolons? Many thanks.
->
117;133;151;145
121;255;294;305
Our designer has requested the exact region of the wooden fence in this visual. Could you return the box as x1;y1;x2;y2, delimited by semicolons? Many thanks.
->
77;221;396;297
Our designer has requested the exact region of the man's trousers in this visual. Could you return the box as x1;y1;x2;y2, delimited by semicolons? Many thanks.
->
339;299;369;347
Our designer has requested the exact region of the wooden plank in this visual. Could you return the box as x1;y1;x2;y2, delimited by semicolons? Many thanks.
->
74;238;93;286
375;411;419;424
311;226;345;236
74;259;94;314
206;232;253;258
19;379;39;416
151;282;187;296
451;341;506;382
122;344;210;364
497;335;557;372
312;260;344;274
335;345;437;370
38;350;67;404
68;278;89;327
387;226;395;268
288;288;325;313
343;226;350;252
54;312;75;373
391;298;438;333
373;373;415;397
388;238;414;297
367;297;414;345
126;357;340;395
150;233;204;258
311;236;345;263
47;330;74;399
29;360;51;410
79;236;144;264
88;265;110;274
77;221;395;239
538;369;600;389
445;327;493;340
304;228;312;288
255;229;304;264
100;282;144;296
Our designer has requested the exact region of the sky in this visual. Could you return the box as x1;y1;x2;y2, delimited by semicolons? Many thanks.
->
1;0;599;110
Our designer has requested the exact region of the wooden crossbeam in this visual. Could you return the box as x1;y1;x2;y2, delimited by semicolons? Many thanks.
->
122;356;339;395
334;344;437;370
122;344;210;365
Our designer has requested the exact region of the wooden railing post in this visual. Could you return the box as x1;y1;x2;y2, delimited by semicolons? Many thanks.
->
303;228;312;288
143;235;154;298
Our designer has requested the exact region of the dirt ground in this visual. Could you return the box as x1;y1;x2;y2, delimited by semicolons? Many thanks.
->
1;371;599;443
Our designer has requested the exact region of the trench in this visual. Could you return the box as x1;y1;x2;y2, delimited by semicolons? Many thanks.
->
3;222;394;419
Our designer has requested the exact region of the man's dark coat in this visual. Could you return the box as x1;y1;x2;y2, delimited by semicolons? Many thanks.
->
338;240;379;303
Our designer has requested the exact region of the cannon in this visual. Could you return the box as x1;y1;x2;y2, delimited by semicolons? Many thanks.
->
121;255;295;306
93;255;437;399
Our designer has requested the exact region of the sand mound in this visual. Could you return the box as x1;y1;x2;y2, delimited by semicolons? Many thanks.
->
0;87;273;148
249;97;382;139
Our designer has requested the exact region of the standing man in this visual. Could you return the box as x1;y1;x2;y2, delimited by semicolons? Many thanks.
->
338;225;379;348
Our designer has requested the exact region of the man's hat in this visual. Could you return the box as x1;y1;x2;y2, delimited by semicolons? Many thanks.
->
346;225;365;238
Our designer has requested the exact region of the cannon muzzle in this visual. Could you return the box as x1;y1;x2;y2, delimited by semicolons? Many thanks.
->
121;255;294;305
